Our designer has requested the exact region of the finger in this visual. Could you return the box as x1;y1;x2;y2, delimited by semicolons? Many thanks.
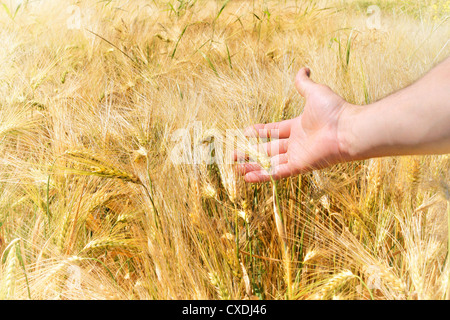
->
235;162;262;175
294;67;316;98
233;149;249;162
233;139;288;162
270;163;298;180
236;152;288;176
244;169;272;183
250;139;289;158
243;154;291;183
244;163;297;183
243;118;294;139
270;153;288;167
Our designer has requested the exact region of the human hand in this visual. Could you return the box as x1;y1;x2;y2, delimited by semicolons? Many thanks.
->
236;67;352;183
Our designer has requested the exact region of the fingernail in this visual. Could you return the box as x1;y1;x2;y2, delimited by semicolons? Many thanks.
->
305;67;311;77
244;172;255;182
243;127;257;136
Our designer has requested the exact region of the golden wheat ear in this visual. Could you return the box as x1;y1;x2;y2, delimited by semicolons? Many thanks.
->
63;150;142;184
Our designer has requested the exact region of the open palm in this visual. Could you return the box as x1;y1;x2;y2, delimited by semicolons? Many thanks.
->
237;68;350;183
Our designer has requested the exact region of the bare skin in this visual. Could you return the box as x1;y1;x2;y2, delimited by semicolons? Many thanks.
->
237;57;450;183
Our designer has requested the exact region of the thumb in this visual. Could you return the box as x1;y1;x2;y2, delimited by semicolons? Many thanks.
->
295;67;316;98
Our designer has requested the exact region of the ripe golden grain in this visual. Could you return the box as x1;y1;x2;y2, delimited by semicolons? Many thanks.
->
65;150;142;184
208;272;231;300
319;270;354;300
1;248;17;299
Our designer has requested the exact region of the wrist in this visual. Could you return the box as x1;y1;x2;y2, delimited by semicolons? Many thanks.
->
337;99;396;162
336;102;365;162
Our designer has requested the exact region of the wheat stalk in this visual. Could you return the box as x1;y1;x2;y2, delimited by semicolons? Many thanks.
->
272;181;292;299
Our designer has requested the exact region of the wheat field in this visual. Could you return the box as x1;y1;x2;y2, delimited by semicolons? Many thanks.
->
0;0;449;300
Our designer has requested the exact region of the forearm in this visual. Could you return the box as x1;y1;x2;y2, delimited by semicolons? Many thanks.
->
339;57;450;161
